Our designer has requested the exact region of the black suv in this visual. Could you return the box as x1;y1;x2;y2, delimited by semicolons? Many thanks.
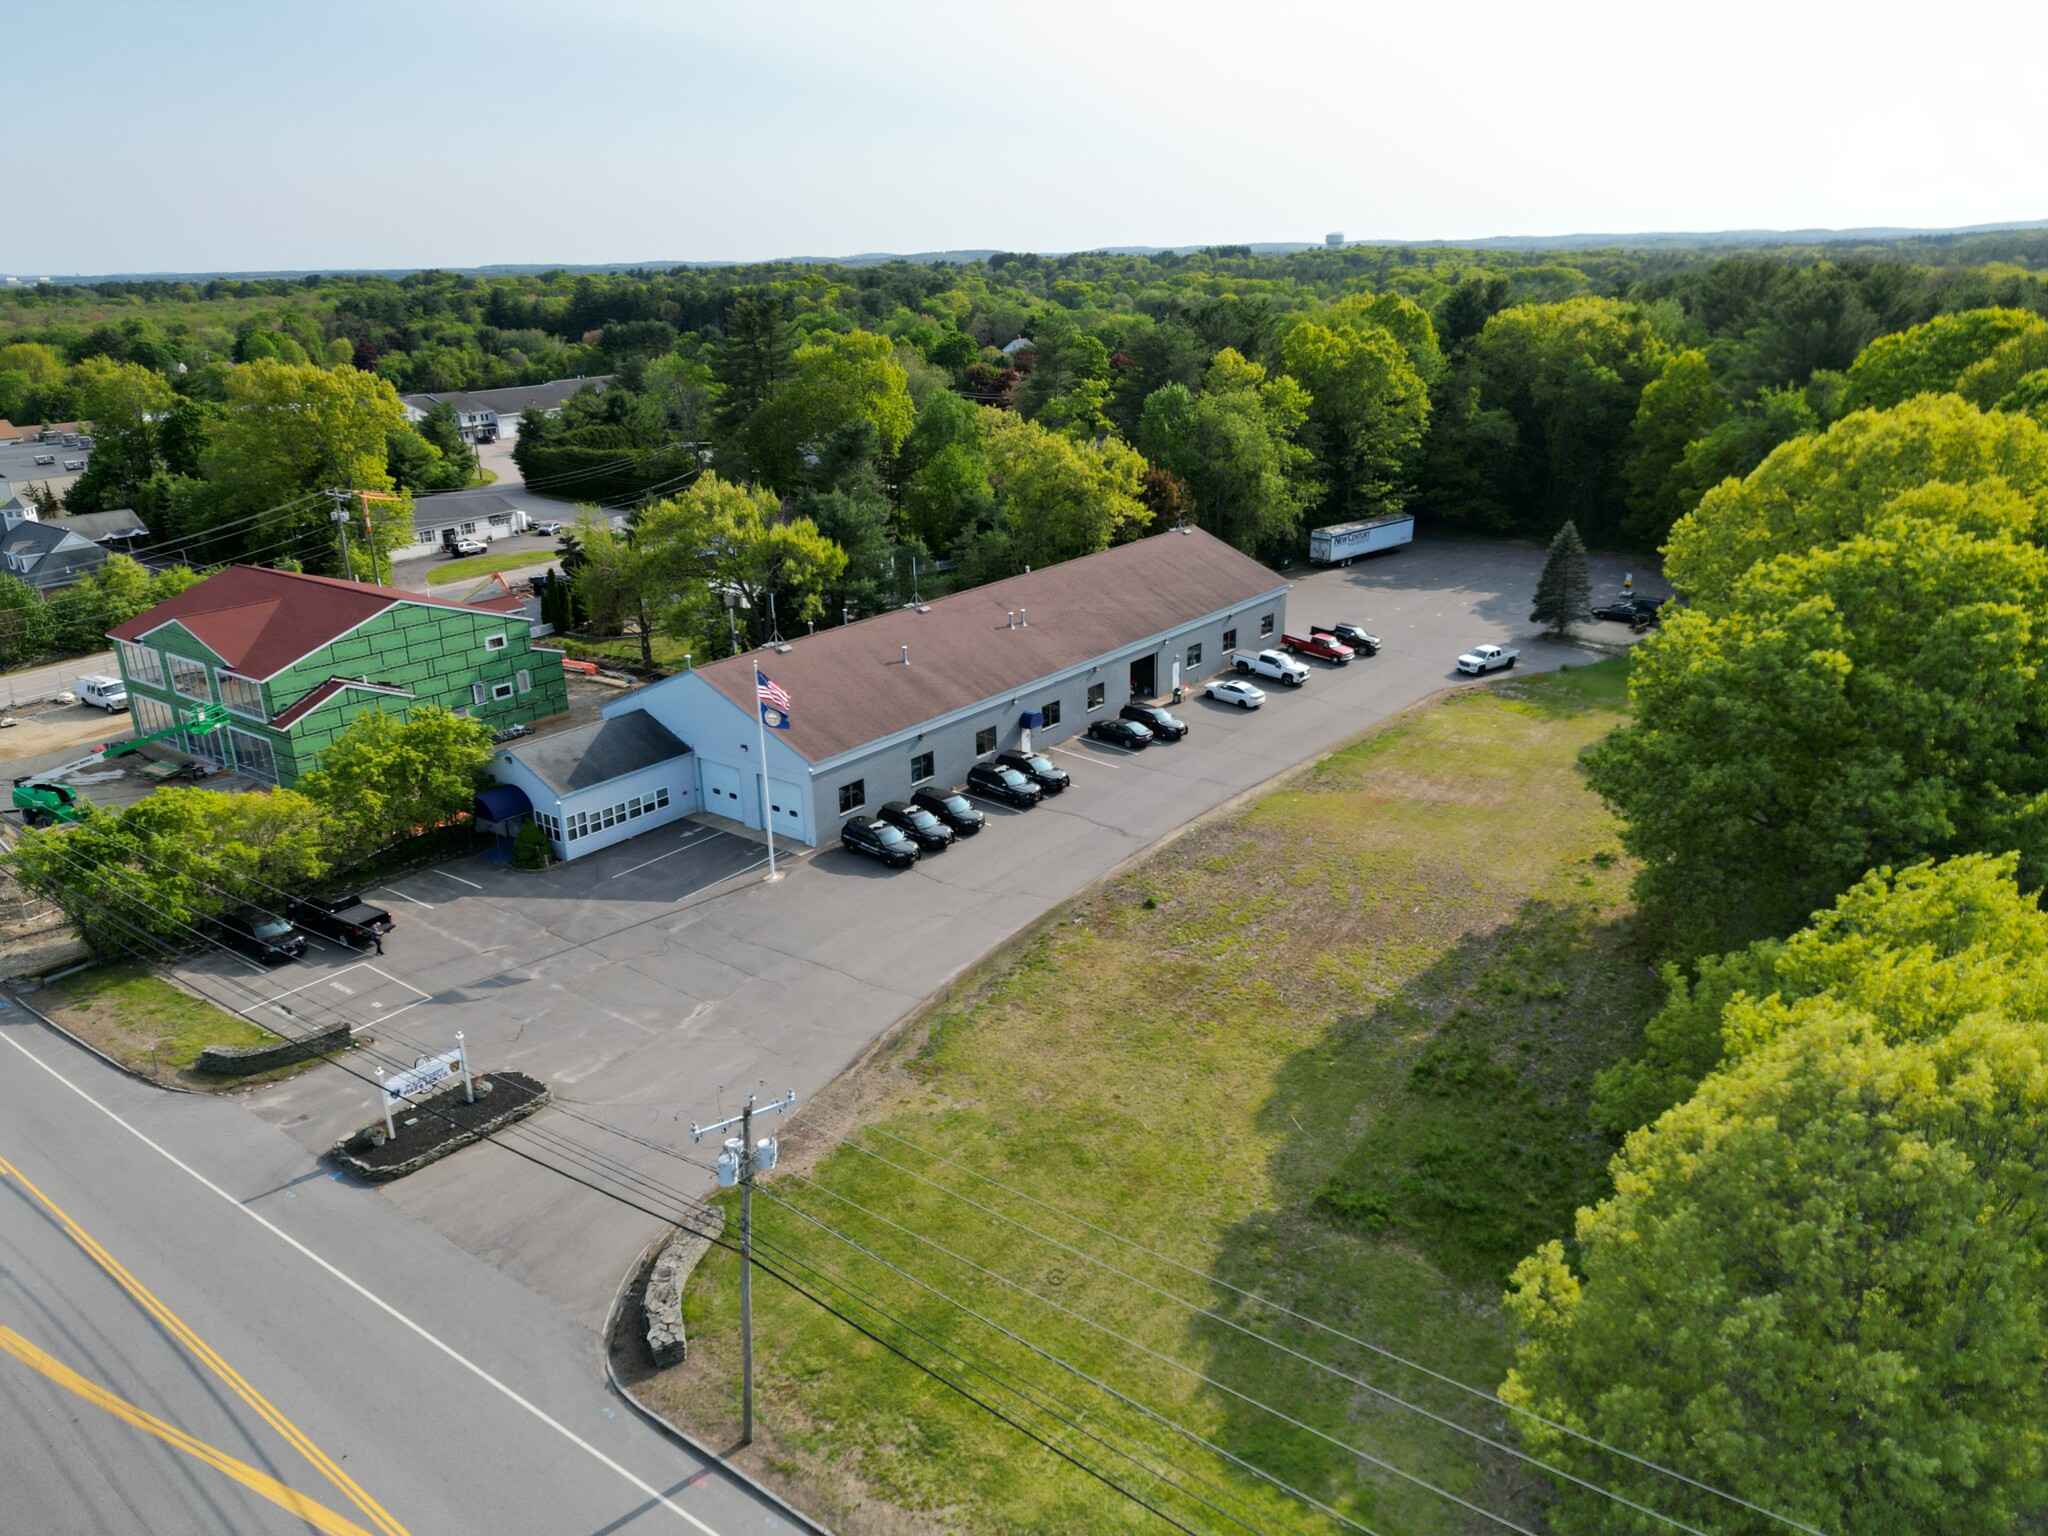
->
1120;703;1188;741
966;761;1041;808
878;799;955;852
217;910;309;964
911;787;986;836
288;894;394;949
995;747;1070;794
1315;622;1380;655
841;816;920;869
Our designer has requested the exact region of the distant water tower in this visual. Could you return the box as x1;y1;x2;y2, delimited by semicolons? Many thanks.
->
1325;232;1344;246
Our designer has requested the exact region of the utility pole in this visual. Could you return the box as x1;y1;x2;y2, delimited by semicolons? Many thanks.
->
691;1088;796;1446
325;488;358;581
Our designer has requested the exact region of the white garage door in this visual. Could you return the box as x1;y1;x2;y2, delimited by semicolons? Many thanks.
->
702;760;745;816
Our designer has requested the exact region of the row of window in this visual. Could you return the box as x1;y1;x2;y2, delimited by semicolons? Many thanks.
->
130;694;280;783
471;671;531;705
122;641;272;724
541;786;672;843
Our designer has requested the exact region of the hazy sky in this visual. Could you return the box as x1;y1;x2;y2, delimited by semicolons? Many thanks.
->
10;0;2044;274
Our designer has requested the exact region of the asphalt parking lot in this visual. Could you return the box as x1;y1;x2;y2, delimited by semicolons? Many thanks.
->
0;433;86;499
206;537;1663;1326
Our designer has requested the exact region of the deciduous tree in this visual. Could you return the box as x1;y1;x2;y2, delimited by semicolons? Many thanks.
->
296;706;495;866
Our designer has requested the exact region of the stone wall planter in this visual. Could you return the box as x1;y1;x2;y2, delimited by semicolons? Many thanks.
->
330;1071;550;1183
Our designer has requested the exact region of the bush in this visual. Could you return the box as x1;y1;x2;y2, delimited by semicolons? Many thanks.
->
512;821;553;870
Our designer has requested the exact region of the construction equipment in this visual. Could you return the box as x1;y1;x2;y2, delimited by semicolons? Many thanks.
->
11;703;229;826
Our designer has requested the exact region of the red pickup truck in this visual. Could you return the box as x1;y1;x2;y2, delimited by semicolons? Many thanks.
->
1281;631;1355;663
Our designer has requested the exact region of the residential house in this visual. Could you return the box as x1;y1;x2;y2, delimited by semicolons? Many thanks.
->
107;565;570;786
398;377;612;444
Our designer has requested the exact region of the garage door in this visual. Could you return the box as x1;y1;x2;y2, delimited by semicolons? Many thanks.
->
702;760;745;816
766;777;806;839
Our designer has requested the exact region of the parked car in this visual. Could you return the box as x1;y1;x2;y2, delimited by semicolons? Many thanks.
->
32;454;54;466
446;538;487;557
288;893;394;949
62;459;85;472
1204;677;1267;709
75;675;127;713
1455;644;1518;675
1281;631;1355;664
911;786;986;836
531;521;564;536
1591;600;1641;623
1086;717;1154;750
216;910;309;964
877;799;955;852
841;815;920;868
1313;622;1380;655
995;747;1070;794
1228;648;1310;686
1120;702;1188;740
966;761;1041;808
1629;597;1666;621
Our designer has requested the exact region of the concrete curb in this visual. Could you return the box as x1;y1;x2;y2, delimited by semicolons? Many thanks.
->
600;1226;838;1536
0;984;201;1094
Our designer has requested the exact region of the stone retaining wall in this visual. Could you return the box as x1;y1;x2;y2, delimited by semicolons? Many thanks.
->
198;1023;353;1075
643;1208;726;1368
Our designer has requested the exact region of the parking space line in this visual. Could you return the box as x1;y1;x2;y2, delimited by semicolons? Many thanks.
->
358;964;431;1000
429;869;482;890
376;888;434;908
963;793;1026;810
611;831;718;879
674;853;772;902
1049;745;1117;770
250;961;374;1005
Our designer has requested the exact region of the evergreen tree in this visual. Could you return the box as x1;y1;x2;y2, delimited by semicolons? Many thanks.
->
1529;520;1591;637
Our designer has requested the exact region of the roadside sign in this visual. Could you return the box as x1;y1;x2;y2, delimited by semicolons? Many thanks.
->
383;1049;460;1105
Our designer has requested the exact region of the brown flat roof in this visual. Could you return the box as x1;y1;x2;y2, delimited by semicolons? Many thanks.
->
694;526;1286;763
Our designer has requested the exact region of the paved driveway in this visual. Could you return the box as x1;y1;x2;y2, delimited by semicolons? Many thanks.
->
202;539;1661;1327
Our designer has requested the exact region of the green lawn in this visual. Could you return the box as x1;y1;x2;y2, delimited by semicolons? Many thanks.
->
33;963;284;1086
644;658;1659;1536
555;632;697;672
424;547;561;585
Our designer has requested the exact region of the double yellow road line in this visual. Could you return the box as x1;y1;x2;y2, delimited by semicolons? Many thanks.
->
0;1151;412;1536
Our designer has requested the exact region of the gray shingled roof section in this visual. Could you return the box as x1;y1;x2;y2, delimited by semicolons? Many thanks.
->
508;710;688;796
55;508;148;542
411;492;525;530
400;376;613;418
693;526;1290;764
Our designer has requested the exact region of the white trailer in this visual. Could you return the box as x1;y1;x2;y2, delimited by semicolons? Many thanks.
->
1309;514;1414;566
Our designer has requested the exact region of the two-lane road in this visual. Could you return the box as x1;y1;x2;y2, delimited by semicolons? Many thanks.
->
0;1014;818;1535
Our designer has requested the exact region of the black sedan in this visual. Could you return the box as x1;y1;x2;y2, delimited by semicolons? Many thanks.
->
1591;600;1641;623
996;747;1070;794
1086;717;1154;750
841;816;920;868
1120;702;1188;740
966;761;1042;808
912;786;986;836
878;799;955;852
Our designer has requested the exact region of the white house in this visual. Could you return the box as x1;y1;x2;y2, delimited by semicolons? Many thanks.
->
399;377;612;444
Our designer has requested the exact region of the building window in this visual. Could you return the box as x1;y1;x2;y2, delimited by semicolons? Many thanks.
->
472;683;487;706
656;786;670;808
492;682;515;701
838;780;865;814
484;634;507;652
417;530;439;545
117;640;163;689
1042;699;1062;727
910;751;934;783
460;521;477;535
1222;627;1237;651
975;726;996;756
1260;613;1275;638
516;669;531;693
1186;642;1203;669
1087;682;1106;710
226;727;278;785
217;672;265;721
167;653;211;702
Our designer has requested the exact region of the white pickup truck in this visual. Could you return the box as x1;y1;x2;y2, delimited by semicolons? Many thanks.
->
1228;648;1310;687
1455;644;1518;675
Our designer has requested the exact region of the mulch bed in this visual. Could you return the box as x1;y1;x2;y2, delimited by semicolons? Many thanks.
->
330;1070;550;1182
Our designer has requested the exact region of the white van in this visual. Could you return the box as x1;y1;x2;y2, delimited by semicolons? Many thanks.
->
77;675;128;713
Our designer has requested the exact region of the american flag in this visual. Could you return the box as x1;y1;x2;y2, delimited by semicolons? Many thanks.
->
756;668;792;728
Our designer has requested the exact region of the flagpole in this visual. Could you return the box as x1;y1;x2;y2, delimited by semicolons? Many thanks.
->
755;679;780;882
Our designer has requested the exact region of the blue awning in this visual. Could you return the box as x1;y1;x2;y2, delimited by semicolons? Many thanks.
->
474;784;533;823
1019;710;1046;729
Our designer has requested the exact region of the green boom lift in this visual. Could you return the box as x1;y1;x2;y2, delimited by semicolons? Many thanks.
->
10;704;231;826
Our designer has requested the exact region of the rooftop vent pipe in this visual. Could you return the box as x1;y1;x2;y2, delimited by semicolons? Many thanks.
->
1007;611;1015;628
1019;608;1028;627
901;644;909;666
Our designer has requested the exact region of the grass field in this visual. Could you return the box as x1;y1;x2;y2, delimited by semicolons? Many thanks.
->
32;962;283;1086
555;631;696;672
424;548;559;585
645;658;1662;1536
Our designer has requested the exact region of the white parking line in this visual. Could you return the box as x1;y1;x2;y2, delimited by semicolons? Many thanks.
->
611;831;717;879
430;869;483;890
1049;745;1117;770
963;793;1031;810
377;887;434;908
674;852;773;901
